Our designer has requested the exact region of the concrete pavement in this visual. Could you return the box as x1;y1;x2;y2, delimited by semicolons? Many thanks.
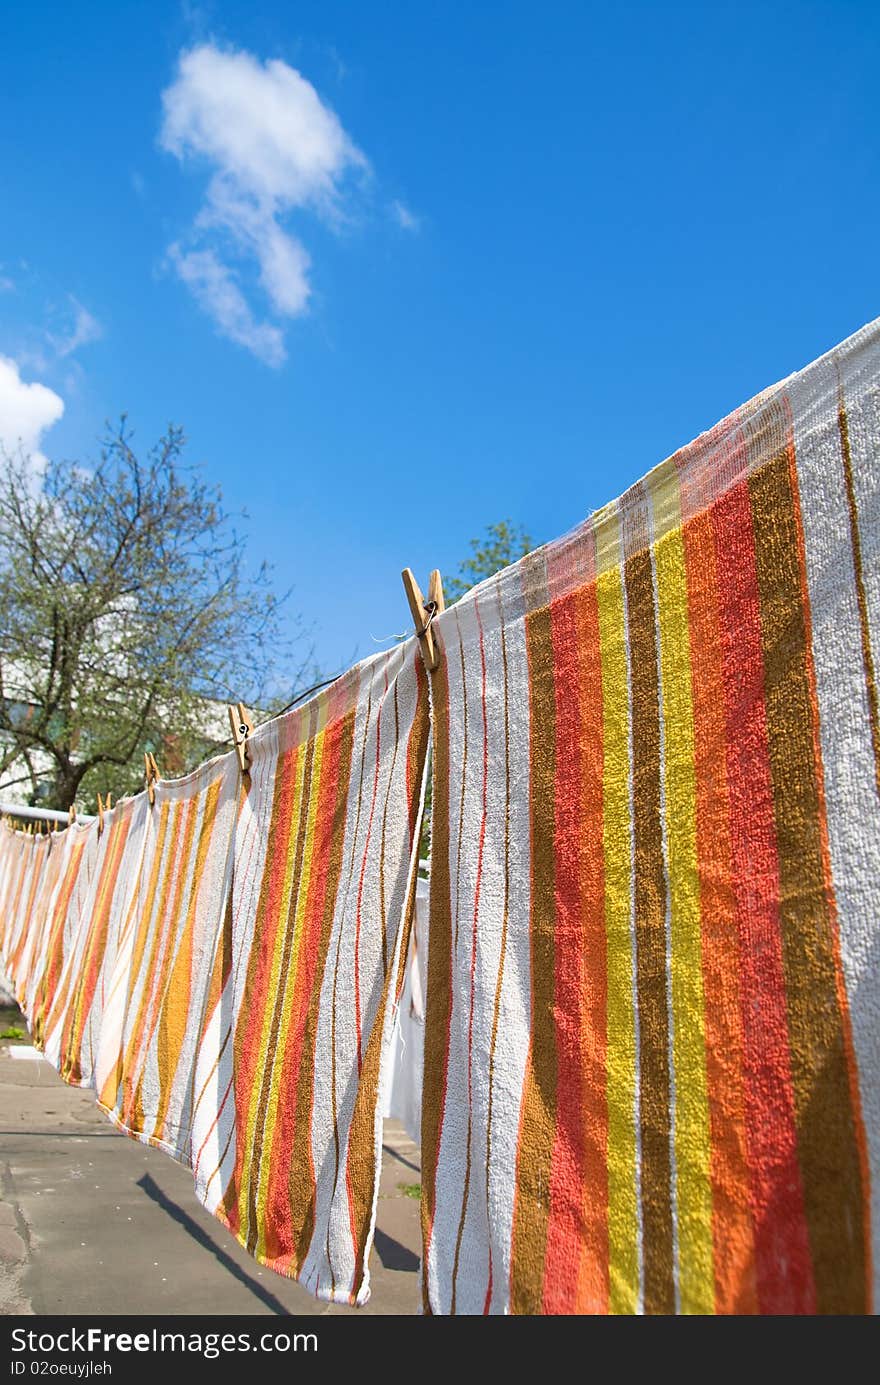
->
0;1043;422;1316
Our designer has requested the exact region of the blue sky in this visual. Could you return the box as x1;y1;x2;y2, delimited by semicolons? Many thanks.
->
1;1;878;680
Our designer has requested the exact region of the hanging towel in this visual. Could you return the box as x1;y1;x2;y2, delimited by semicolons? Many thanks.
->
3;829;57;1004
43;794;149;1086
192;640;429;1306
92;795;152;1103
421;317;880;1315
30;819;101;1048
14;828;83;1028
97;752;239;1157
0;824;46;982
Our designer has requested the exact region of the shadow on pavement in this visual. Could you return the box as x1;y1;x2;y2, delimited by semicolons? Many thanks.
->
136;1172;292;1316
373;1227;419;1272
381;1141;419;1175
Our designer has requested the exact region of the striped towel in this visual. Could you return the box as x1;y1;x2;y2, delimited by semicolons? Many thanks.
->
30;820;101;1048
97;753;239;1156
2;830;56;1004
15;829;84;1028
0;824;40;978
43;795;149;1086
93;796;151;1104
421;317;880;1314
0;641;428;1307
0;821;97;1047
193;641;429;1305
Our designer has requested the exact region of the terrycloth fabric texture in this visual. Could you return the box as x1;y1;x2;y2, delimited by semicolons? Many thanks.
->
92;796;152;1102
421;317;880;1315
43;795;149;1085
192;641;429;1306
0;642;428;1307
0;818;100;1055
29;820;101;1048
3;824;96;1042
0;825;48;983
97;753;239;1157
2;829;65;1008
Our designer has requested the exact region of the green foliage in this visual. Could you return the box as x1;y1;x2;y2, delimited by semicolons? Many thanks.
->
443;519;533;603
0;420;308;810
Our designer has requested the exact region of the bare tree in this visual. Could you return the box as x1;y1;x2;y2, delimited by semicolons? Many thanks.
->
0;420;312;809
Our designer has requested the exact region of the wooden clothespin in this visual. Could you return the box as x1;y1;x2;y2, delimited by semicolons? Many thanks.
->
228;703;253;775
96;793;105;836
105;793;113;811
144;752;159;806
401;568;445;673
68;804;77;827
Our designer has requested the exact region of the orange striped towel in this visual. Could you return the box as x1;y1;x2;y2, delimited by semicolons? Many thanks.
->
5;823;95;1041
30;819;102;1048
193;641;429;1305
97;752;240;1156
2;828;59;1007
86;640;428;1305
0;823;47;990
44;794;150;1086
421;317;880;1314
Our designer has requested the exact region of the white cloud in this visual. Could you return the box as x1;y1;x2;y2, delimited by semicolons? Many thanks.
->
51;297;102;357
161;45;365;211
391;200;420;232
197;178;311;315
0;356;64;473
167;245;286;367
160;43;366;363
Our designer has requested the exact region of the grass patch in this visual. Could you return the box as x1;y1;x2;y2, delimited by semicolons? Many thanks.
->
398;1182;421;1200
1;1026;25;1040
